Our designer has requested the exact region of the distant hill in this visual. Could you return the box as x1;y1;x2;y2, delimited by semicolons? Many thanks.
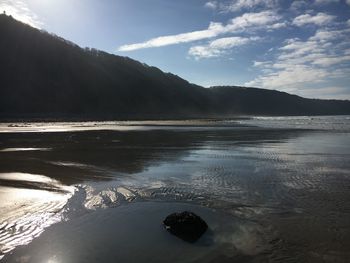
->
208;86;350;116
1;14;349;120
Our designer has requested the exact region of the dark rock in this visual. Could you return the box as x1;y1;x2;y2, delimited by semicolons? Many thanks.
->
163;211;208;243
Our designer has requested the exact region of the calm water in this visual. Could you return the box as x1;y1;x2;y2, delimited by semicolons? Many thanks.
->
0;117;350;262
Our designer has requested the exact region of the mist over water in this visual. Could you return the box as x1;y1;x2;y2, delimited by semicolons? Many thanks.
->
0;117;350;262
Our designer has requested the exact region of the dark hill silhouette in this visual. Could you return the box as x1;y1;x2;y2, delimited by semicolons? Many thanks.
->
209;86;350;116
0;14;349;120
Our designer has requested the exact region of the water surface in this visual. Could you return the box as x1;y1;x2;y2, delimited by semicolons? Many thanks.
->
0;117;349;262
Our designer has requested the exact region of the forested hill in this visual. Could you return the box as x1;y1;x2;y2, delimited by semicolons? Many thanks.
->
1;14;349;120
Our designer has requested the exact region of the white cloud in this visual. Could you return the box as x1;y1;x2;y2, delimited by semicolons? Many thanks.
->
245;27;350;95
309;29;341;41
314;0;340;5
247;67;350;99
309;28;350;42
267;22;288;29
205;1;218;9
246;65;328;89
347;0;350;5
295;86;350;100
279;38;324;58
290;1;308;11
253;61;271;67
227;11;281;30
189;36;259;59
222;0;279;12
0;0;42;28
312;55;350;66
292;12;335;26
118;11;281;51
118;22;224;51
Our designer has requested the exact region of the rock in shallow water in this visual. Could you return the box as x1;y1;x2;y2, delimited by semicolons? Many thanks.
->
163;211;208;243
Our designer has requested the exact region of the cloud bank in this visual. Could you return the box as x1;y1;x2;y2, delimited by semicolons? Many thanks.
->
245;26;350;96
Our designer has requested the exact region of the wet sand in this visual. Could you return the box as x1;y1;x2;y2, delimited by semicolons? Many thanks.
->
1;119;350;262
3;202;260;263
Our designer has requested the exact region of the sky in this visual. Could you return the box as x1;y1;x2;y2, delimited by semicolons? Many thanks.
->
1;0;350;99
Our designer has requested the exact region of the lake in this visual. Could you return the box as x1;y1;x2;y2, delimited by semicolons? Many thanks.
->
1;116;350;262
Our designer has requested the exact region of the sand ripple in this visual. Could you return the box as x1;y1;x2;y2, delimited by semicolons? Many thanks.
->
0;173;75;259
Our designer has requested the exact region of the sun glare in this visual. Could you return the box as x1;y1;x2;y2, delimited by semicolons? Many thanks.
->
0;0;42;28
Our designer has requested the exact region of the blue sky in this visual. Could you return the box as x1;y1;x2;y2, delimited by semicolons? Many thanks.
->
1;0;350;99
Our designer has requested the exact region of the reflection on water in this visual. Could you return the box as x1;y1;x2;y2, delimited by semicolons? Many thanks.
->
0;202;270;263
0;148;51;152
0;173;74;259
0;120;250;133
0;128;311;182
1;116;350;133
0;118;350;262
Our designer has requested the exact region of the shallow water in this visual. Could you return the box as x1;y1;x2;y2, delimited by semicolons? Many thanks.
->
0;117;350;262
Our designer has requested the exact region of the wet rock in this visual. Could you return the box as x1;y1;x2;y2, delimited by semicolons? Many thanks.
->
163;211;208;242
